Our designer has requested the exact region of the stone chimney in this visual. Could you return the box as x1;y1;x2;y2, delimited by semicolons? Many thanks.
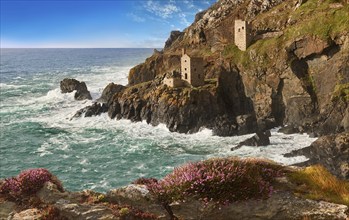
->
182;48;186;56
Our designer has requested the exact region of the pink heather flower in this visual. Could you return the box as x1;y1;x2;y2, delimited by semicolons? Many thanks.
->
0;168;63;198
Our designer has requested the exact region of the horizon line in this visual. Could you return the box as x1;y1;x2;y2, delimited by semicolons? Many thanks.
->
1;47;163;49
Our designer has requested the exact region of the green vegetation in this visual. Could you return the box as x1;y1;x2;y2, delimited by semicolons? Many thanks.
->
222;44;250;66
288;165;349;206
285;0;349;40
224;0;348;70
331;83;349;101
143;157;284;205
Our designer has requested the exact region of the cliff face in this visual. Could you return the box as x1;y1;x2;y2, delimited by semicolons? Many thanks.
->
127;0;349;136
108;71;255;136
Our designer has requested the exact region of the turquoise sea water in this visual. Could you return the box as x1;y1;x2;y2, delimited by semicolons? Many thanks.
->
0;48;316;192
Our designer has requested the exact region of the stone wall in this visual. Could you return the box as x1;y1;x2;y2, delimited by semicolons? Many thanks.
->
163;77;184;88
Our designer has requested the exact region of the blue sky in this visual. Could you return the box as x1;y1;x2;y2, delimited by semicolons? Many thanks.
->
0;0;216;48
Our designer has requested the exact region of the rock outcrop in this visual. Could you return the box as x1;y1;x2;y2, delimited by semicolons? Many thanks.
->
96;83;126;104
60;78;92;100
285;132;349;180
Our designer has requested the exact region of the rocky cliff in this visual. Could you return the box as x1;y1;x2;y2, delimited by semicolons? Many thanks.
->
125;0;349;136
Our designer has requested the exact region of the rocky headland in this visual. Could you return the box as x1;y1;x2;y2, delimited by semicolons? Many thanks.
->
3;0;348;219
66;0;349;181
73;0;348;137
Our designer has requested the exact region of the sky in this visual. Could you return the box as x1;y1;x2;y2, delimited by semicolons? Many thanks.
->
0;0;216;48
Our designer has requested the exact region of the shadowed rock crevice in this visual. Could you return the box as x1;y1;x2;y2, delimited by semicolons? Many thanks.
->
290;58;318;113
271;78;286;125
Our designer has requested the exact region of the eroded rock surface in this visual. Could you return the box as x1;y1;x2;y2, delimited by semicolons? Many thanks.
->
286;132;349;180
60;78;92;100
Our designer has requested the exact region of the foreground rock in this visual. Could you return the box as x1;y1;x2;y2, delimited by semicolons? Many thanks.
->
1;161;348;220
105;184;167;217
285;132;349;180
169;192;348;220
60;78;92;100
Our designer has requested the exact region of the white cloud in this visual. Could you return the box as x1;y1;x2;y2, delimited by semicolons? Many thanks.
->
179;13;190;26
127;13;146;23
144;0;180;19
183;0;195;8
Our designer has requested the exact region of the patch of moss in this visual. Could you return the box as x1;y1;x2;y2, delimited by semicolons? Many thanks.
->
222;44;250;67
285;0;349;40
332;83;349;102
288;165;349;206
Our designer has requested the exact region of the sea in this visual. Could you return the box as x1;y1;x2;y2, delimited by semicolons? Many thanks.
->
0;48;317;192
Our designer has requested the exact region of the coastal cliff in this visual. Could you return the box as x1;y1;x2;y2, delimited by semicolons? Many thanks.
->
66;0;349;180
74;0;349;137
124;0;349;136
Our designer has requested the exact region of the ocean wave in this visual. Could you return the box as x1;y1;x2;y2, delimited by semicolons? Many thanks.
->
0;83;27;90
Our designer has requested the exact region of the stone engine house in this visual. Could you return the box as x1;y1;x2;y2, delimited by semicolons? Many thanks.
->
180;49;205;87
234;20;252;51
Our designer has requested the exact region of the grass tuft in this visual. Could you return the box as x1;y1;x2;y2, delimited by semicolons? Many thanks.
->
288;165;349;206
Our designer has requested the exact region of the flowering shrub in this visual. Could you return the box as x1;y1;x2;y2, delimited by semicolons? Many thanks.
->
146;158;284;205
0;168;63;198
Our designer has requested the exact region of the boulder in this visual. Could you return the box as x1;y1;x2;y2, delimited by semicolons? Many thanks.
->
60;78;92;100
105;184;167;217
54;199;115;220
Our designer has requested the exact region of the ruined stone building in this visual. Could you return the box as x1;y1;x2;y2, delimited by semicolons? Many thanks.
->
234;20;252;51
181;49;205;87
163;70;183;88
163;49;205;88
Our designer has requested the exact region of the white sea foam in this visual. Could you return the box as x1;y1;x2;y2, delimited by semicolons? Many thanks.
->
0;83;27;90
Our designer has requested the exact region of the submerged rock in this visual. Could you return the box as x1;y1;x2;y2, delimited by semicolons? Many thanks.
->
232;130;271;150
60;78;92;101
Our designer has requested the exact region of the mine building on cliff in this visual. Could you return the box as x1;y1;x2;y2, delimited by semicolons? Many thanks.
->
234;19;252;51
163;49;205;88
163;70;183;88
180;49;205;87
